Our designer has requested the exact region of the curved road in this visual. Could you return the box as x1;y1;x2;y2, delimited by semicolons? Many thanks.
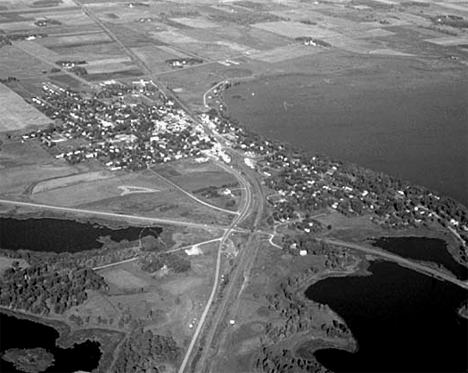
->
147;166;238;216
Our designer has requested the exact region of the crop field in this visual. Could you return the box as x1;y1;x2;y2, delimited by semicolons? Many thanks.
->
40;32;113;47
85;68;143;82
324;35;373;54
254;21;342;39
171;17;219;29
47;40;124;56
130;45;182;74
252;44;324;63
213;25;291;51
0;83;52;132
14;40;59;60
425;36;468;46
151;30;200;45
179;40;256;60
0;20;35;31
0;45;53;79
44;11;91;26
49;74;83;89
86;61;135;74
345;28;395;39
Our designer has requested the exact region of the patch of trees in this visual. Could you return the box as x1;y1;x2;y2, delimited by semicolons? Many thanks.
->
1;347;55;373
139;252;191;273
295;37;331;47
70;66;87;76
34;19;62;27
165;58;203;68
55;60;87;67
0;263;106;316
432;15;468;28
114;327;180;373
253;347;330;373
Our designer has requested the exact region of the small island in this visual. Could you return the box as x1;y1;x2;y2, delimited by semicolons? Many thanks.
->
1;348;55;373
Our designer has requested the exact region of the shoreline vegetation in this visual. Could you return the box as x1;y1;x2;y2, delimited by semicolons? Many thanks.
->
1;347;55;373
0;308;123;373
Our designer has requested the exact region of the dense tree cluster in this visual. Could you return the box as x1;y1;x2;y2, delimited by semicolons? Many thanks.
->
432;14;468;28
114;327;180;373
254;347;330;373
282;236;357;270
0;263;106;315
139;252;191;273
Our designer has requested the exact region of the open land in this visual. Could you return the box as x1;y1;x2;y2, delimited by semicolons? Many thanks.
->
0;0;467;373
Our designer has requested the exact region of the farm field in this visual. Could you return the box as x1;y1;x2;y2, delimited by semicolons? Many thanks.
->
0;82;52;132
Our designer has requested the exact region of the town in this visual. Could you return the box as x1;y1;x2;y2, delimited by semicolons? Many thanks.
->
22;80;219;171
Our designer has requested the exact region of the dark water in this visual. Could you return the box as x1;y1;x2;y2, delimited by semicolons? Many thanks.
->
306;260;468;372
373;236;468;280
225;75;468;205
0;217;161;253
0;313;101;373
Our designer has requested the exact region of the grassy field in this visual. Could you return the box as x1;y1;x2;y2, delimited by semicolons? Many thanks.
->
130;45;182;74
152;159;239;192
0;83;52;132
32;170;115;194
100;267;149;291
31;170;171;206
212;25;291;51
0;45;52;80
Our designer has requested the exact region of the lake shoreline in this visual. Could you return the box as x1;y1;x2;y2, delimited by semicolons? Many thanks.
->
222;68;468;206
0;307;124;373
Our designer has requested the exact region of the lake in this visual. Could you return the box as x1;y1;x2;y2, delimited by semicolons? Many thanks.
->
306;260;468;372
373;236;468;280
225;74;468;205
0;312;101;373
0;217;162;253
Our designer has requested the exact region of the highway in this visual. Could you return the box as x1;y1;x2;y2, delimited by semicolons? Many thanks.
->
193;156;266;373
0;199;245;232
177;153;254;373
322;238;468;290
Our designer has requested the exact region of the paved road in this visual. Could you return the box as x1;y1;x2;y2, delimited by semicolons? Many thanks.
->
147;167;238;216
93;256;139;271
322;238;468;290
0;199;242;232
177;154;253;373
194;155;266;373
